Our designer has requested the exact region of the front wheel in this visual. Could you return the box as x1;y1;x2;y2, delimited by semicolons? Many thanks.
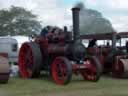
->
51;56;72;85
80;56;102;82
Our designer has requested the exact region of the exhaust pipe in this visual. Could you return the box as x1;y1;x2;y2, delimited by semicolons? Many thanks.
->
72;7;80;42
64;26;68;32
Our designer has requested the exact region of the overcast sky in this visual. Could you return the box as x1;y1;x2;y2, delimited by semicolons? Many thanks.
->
0;0;128;32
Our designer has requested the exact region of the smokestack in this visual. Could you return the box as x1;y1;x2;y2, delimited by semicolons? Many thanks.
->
72;7;80;42
64;26;68;32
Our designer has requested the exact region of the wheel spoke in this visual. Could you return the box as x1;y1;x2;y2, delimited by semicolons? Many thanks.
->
57;62;66;80
60;64;67;79
19;42;42;78
52;56;72;85
85;60;96;73
80;56;101;82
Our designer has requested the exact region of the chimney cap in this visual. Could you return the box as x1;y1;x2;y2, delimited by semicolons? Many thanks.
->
72;7;80;11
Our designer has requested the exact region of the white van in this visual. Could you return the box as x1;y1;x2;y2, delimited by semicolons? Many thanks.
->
0;35;29;64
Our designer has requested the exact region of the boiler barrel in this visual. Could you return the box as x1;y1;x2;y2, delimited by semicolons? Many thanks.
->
48;45;67;54
47;43;86;61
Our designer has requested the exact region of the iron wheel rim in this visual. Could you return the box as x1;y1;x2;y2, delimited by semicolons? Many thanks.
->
19;42;34;78
52;57;72;85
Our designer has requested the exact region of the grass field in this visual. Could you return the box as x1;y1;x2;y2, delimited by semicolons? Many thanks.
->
0;75;128;96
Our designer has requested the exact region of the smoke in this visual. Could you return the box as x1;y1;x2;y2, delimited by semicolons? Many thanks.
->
73;2;114;35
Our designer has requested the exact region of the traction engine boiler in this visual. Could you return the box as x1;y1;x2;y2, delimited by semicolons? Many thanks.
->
18;8;102;85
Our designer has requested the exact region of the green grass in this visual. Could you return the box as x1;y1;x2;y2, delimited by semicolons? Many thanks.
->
1;76;128;96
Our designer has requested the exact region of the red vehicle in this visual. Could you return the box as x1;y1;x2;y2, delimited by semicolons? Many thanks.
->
0;53;10;83
81;32;128;78
112;32;128;78
18;7;102;85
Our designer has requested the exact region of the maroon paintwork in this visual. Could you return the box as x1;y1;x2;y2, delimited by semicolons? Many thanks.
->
18;7;102;85
81;32;128;78
80;32;117;40
19;30;102;85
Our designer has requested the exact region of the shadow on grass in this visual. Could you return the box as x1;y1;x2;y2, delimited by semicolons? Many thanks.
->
38;73;98;85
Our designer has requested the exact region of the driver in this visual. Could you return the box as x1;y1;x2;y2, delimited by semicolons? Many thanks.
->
88;39;97;47
40;26;53;37
126;41;128;53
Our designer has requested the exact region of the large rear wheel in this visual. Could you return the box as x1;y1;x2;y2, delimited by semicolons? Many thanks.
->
51;56;72;85
80;56;102;82
18;42;42;78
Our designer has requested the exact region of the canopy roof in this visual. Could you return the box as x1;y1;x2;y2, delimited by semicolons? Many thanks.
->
80;32;128;40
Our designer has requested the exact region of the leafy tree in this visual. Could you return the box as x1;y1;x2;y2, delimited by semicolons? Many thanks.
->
0;6;42;36
75;2;115;35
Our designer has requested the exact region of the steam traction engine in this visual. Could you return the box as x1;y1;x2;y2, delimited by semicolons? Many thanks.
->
18;8;102;85
81;32;128;78
112;32;128;78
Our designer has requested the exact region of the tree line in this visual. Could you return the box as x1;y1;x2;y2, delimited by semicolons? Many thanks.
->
0;3;114;36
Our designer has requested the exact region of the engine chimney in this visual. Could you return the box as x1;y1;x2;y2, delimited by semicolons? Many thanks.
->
64;26;68;32
72;7;80;42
